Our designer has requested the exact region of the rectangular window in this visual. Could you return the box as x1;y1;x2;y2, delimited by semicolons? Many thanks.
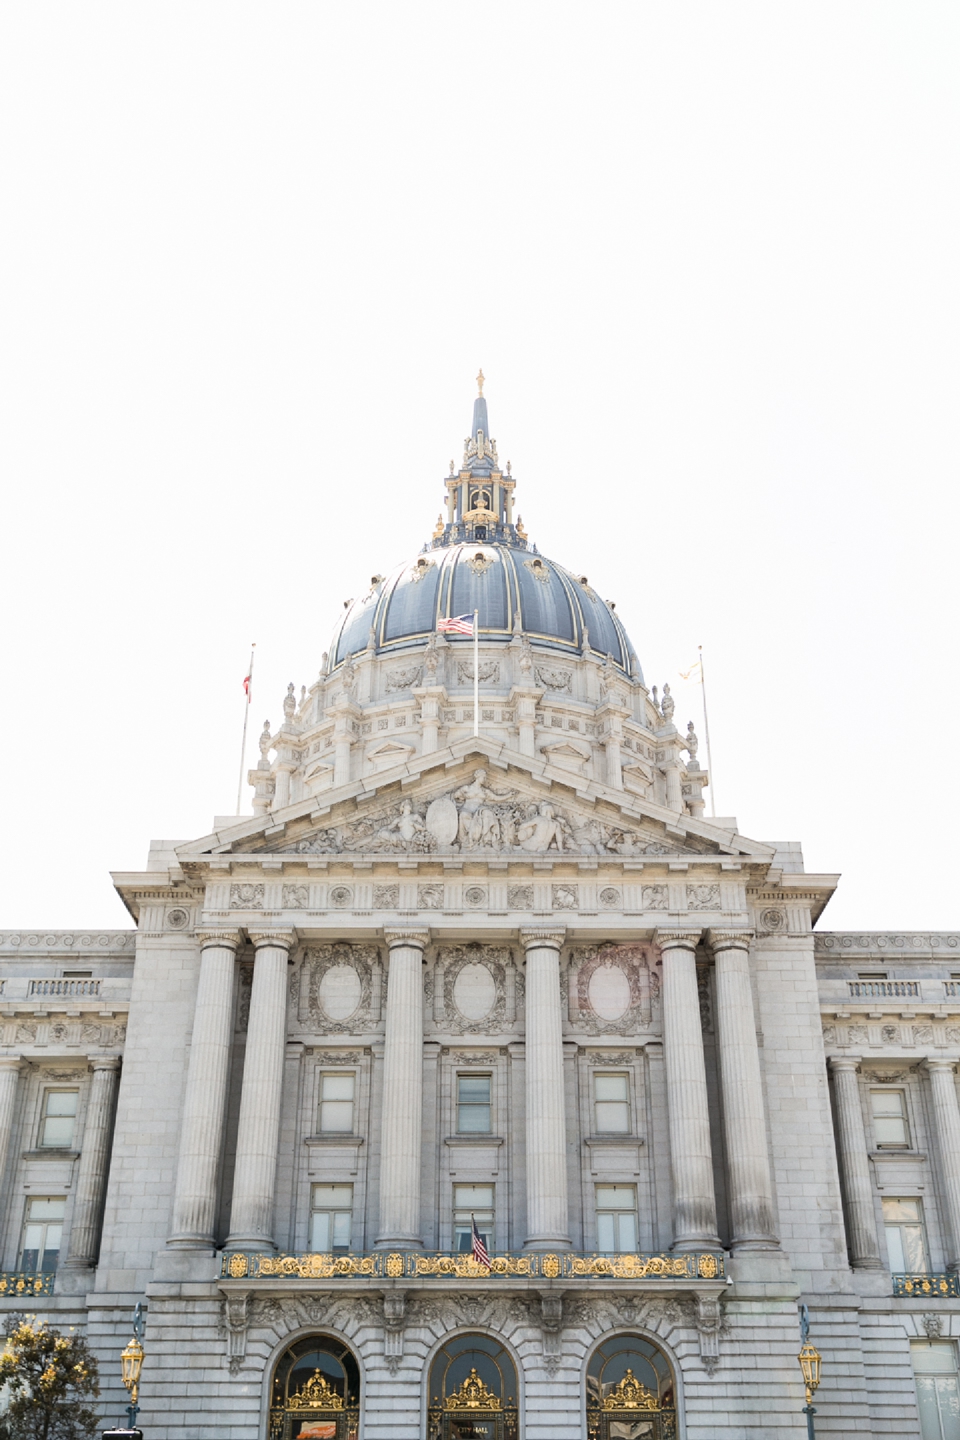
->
453;1183;494;1254
596;1184;639;1254
912;1341;960;1440
310;1184;353;1253
39;1090;78;1149
593;1073;630;1134
318;1073;355;1134
872;1089;910;1147
884;1197;928;1273
457;1075;492;1134
20;1197;66;1273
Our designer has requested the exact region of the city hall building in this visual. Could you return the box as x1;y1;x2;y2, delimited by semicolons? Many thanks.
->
1;383;959;1439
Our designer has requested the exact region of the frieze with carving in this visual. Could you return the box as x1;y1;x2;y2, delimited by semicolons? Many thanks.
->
300;944;378;1033
572;944;659;1036
277;769;702;858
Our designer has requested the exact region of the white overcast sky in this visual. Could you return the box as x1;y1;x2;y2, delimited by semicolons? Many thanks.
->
1;4;957;931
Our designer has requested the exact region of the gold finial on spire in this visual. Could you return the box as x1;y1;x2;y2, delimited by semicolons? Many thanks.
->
476;369;485;396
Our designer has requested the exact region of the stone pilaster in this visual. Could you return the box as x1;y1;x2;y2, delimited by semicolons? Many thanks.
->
167;929;241;1249
376;928;429;1249
656;928;721;1250
828;1057;882;1269
925;1059;960;1270
709;930;779;1250
520;927;571;1250
0;1058;22;1185
64;1057;120;1268
226;930;295;1252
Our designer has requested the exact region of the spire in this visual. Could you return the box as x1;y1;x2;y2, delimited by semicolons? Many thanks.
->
472;368;488;439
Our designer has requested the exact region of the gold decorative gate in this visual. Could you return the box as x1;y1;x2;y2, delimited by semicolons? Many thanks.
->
428;1338;519;1440
269;1338;360;1440
586;1336;677;1440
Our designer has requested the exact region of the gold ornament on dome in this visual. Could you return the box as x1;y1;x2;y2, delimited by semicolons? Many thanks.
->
444;1368;501;1411
287;1370;345;1411
601;1369;660;1412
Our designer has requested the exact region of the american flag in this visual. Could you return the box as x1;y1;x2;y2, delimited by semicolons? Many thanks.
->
438;613;475;637
471;1214;491;1270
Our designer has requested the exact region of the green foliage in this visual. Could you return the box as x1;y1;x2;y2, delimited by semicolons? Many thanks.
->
0;1318;100;1440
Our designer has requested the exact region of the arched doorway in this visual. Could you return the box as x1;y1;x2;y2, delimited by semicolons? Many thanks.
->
586;1334;677;1440
428;1333;519;1440
268;1335;360;1440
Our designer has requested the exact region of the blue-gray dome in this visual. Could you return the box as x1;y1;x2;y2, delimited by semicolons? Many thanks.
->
330;541;641;679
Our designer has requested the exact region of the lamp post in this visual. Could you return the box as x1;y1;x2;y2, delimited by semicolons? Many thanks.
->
103;1302;145;1439
798;1304;822;1440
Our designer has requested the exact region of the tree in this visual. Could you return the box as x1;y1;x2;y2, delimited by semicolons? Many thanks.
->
0;1318;100;1440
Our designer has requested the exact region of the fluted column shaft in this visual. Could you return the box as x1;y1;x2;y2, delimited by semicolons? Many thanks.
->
522;929;571;1250
168;931;240;1248
658;930;720;1249
926;1060;960;1270
65;1058;120;1267
0;1059;22;1184
376;929;428;1248
710;931;779;1250
829;1057;882;1268
227;931;294;1251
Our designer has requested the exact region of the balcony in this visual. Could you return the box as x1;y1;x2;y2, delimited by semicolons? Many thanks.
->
0;1271;55;1297
893;1272;960;1297
27;979;101;999
847;981;919;999
221;1249;724;1281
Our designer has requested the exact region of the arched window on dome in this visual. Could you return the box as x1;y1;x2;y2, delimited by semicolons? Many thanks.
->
428;1333;518;1440
269;1335;360;1440
586;1333;676;1440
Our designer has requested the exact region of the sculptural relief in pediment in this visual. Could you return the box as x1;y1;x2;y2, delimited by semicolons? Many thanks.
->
271;767;707;859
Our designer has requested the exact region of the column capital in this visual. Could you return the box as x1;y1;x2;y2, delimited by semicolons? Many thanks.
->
707;929;754;954
924;1057;960;1073
382;928;430;952
828;1055;863;1073
87;1056;121;1073
248;930;298;953
654;928;702;954
519;927;566;954
0;1056;23;1073
196;928;243;952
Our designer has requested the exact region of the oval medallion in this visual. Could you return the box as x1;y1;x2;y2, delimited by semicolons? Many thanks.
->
318;963;362;1021
426;795;459;847
588;963;632;1021
453;962;497;1021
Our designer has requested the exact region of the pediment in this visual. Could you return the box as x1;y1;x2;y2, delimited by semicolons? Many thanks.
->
177;743;773;865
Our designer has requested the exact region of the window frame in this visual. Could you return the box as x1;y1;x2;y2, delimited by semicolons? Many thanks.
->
911;1339;960;1440
19;1195;66;1274
38;1088;79;1150
595;1183;640;1255
455;1072;493;1135
309;1182;354;1254
882;1195;929;1274
316;1070;357;1136
592;1071;631;1135
870;1087;911;1150
452;1182;495;1255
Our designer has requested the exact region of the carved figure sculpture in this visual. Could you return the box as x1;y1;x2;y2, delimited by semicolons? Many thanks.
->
374;799;426;849
517;801;567;853
684;721;699;758
453;769;515;850
284;683;296;720
259;721;272;765
660;683;675;725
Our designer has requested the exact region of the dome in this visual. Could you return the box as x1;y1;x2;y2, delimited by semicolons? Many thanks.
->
327;375;642;683
330;541;641;679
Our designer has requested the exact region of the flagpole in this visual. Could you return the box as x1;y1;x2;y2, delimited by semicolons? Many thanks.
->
473;610;479;739
236;643;256;815
698;644;716;818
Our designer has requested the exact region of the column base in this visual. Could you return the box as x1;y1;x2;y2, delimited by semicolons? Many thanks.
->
165;1234;216;1251
672;1237;723;1253
730;1237;781;1252
224;1235;277;1254
523;1237;573;1252
373;1237;424;1252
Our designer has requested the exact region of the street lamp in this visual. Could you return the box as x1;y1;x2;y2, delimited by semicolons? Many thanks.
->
103;1303;145;1439
798;1304;822;1440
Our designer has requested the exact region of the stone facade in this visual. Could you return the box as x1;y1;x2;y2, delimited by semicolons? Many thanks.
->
0;388;955;1438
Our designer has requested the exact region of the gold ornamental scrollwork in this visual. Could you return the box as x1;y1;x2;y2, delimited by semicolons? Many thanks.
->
566;1253;694;1279
698;1252;719;1278
411;1253;536;1279
226;1253;248;1278
256;1253;378;1279
444;1368;501;1411
287;1369;345;1411
601;1369;660;1412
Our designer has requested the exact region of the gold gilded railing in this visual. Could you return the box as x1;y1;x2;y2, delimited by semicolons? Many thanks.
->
221;1250;723;1281
0;1271;55;1296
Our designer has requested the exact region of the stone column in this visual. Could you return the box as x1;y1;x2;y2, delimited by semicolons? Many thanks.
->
521;928;571;1250
167;930;241;1249
64;1057;120;1268
708;931;779;1249
0;1058;22;1183
828;1057;882;1268
376;929;429;1249
926;1060;960;1270
657;929;721;1249
226;930;295;1252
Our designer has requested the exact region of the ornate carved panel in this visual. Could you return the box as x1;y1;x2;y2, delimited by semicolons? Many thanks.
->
571;943;659;1036
300;943;378;1033
440;945;509;1034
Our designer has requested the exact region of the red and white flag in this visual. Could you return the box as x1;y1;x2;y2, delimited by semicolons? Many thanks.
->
438;613;476;637
471;1215;491;1270
243;672;252;700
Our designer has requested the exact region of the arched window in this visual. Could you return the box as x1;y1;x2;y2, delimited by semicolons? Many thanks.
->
428;1333;519;1440
269;1335;360;1440
586;1334;676;1440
